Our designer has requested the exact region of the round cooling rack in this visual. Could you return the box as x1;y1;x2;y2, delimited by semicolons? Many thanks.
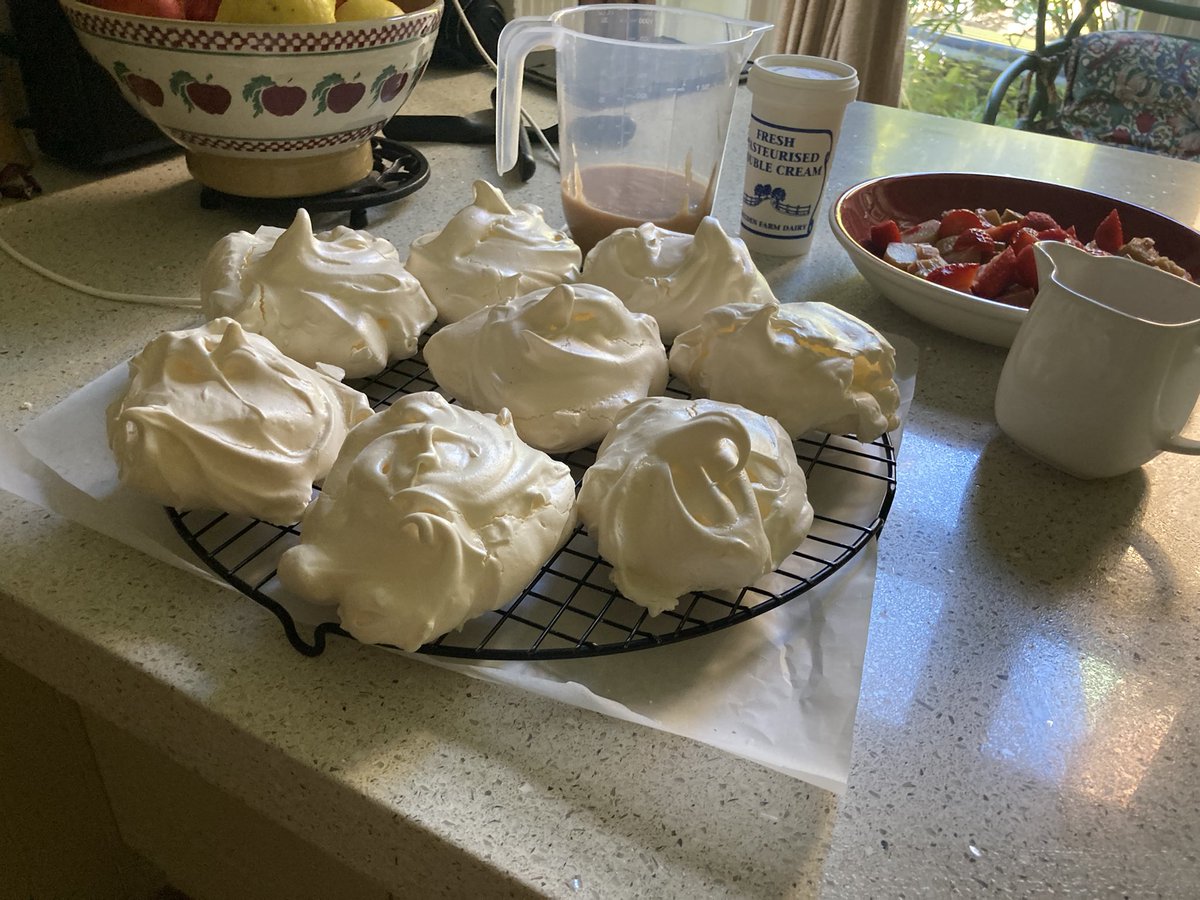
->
167;335;898;661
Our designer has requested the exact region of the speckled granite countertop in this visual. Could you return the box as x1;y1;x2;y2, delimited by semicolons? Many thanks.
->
2;70;1199;897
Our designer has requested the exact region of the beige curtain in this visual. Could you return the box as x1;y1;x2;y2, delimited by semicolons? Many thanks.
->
775;0;908;106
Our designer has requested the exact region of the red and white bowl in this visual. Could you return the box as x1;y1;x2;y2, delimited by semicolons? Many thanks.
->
60;0;443;196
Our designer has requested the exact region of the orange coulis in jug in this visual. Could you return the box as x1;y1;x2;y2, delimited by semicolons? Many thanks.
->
562;164;715;254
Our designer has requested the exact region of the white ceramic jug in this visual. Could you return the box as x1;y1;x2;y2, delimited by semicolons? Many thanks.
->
995;240;1200;479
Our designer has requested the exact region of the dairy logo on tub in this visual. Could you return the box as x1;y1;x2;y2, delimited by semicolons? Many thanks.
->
740;114;832;241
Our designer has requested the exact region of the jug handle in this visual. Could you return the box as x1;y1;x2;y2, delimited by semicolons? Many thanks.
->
495;18;558;175
1163;434;1200;455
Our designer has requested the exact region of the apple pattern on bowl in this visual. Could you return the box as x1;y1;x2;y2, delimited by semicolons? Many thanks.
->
112;63;433;120
313;73;366;114
243;76;307;117
113;62;163;107
170;71;232;115
372;65;409;104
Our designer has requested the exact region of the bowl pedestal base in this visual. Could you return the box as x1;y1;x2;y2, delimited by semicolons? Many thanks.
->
184;143;375;199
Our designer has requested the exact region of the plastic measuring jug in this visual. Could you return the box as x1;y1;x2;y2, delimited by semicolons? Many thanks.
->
495;4;771;254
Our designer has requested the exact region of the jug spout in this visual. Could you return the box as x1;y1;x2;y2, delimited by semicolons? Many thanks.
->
732;18;774;65
1032;239;1088;292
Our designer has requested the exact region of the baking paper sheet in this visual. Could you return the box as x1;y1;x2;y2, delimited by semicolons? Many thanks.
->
0;339;915;792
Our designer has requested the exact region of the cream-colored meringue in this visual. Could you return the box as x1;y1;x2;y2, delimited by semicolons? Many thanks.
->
581;216;776;342
277;392;578;651
669;301;901;443
423;283;668;453
201;208;435;378
406;180;582;323
578;397;814;615
107;318;372;525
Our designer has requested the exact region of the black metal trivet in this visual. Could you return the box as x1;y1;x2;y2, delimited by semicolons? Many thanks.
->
167;332;897;661
198;137;430;229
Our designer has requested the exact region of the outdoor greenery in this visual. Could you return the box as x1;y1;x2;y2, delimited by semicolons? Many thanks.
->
903;42;1023;125
900;1;1141;123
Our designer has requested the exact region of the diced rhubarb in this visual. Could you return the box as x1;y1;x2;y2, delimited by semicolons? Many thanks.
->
944;248;985;265
925;262;980;292
1017;211;1061;232
882;241;919;271
972;246;1019;299
936;208;987;239
1093;209;1124;254
869;219;902;254
901;218;941;243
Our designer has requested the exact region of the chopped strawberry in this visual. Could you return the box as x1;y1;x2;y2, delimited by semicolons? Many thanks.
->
1036;226;1071;243
972;245;1018;299
936;208;987;239
925;262;980;292
953;228;999;256
1009;227;1041;253
986;220;1023;243
1093;209;1124;254
1018;211;1061;232
1015;243;1039;290
869;219;902;254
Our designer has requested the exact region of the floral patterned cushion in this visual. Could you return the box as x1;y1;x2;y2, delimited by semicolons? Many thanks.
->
1059;30;1200;160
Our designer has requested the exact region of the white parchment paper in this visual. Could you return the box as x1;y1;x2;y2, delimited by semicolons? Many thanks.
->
0;339;915;792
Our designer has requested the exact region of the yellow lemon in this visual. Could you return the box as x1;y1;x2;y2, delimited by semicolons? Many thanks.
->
215;0;336;23
334;0;404;21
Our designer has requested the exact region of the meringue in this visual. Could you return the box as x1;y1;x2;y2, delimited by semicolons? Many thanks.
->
669;301;901;443
423;283;668;453
277;392;578;651
201;208;436;378
581;216;776;342
406;180;582;323
578;397;814;615
107;318;372;525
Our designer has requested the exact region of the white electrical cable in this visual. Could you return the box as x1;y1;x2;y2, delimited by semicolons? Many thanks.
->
447;0;561;168
0;228;200;308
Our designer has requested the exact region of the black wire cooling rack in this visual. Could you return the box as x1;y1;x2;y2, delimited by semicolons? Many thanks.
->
168;336;897;661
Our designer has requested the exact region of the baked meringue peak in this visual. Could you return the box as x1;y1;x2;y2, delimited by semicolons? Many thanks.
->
107;318;373;525
200;207;436;378
669;301;901;443
276;392;578;651
578;397;814;615
423;282;669;453
581;216;776;342
406;180;582;324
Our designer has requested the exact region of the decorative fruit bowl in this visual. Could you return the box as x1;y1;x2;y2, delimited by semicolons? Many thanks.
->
59;0;443;197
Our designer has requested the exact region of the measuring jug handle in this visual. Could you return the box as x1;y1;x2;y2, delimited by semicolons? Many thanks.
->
495;18;558;175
